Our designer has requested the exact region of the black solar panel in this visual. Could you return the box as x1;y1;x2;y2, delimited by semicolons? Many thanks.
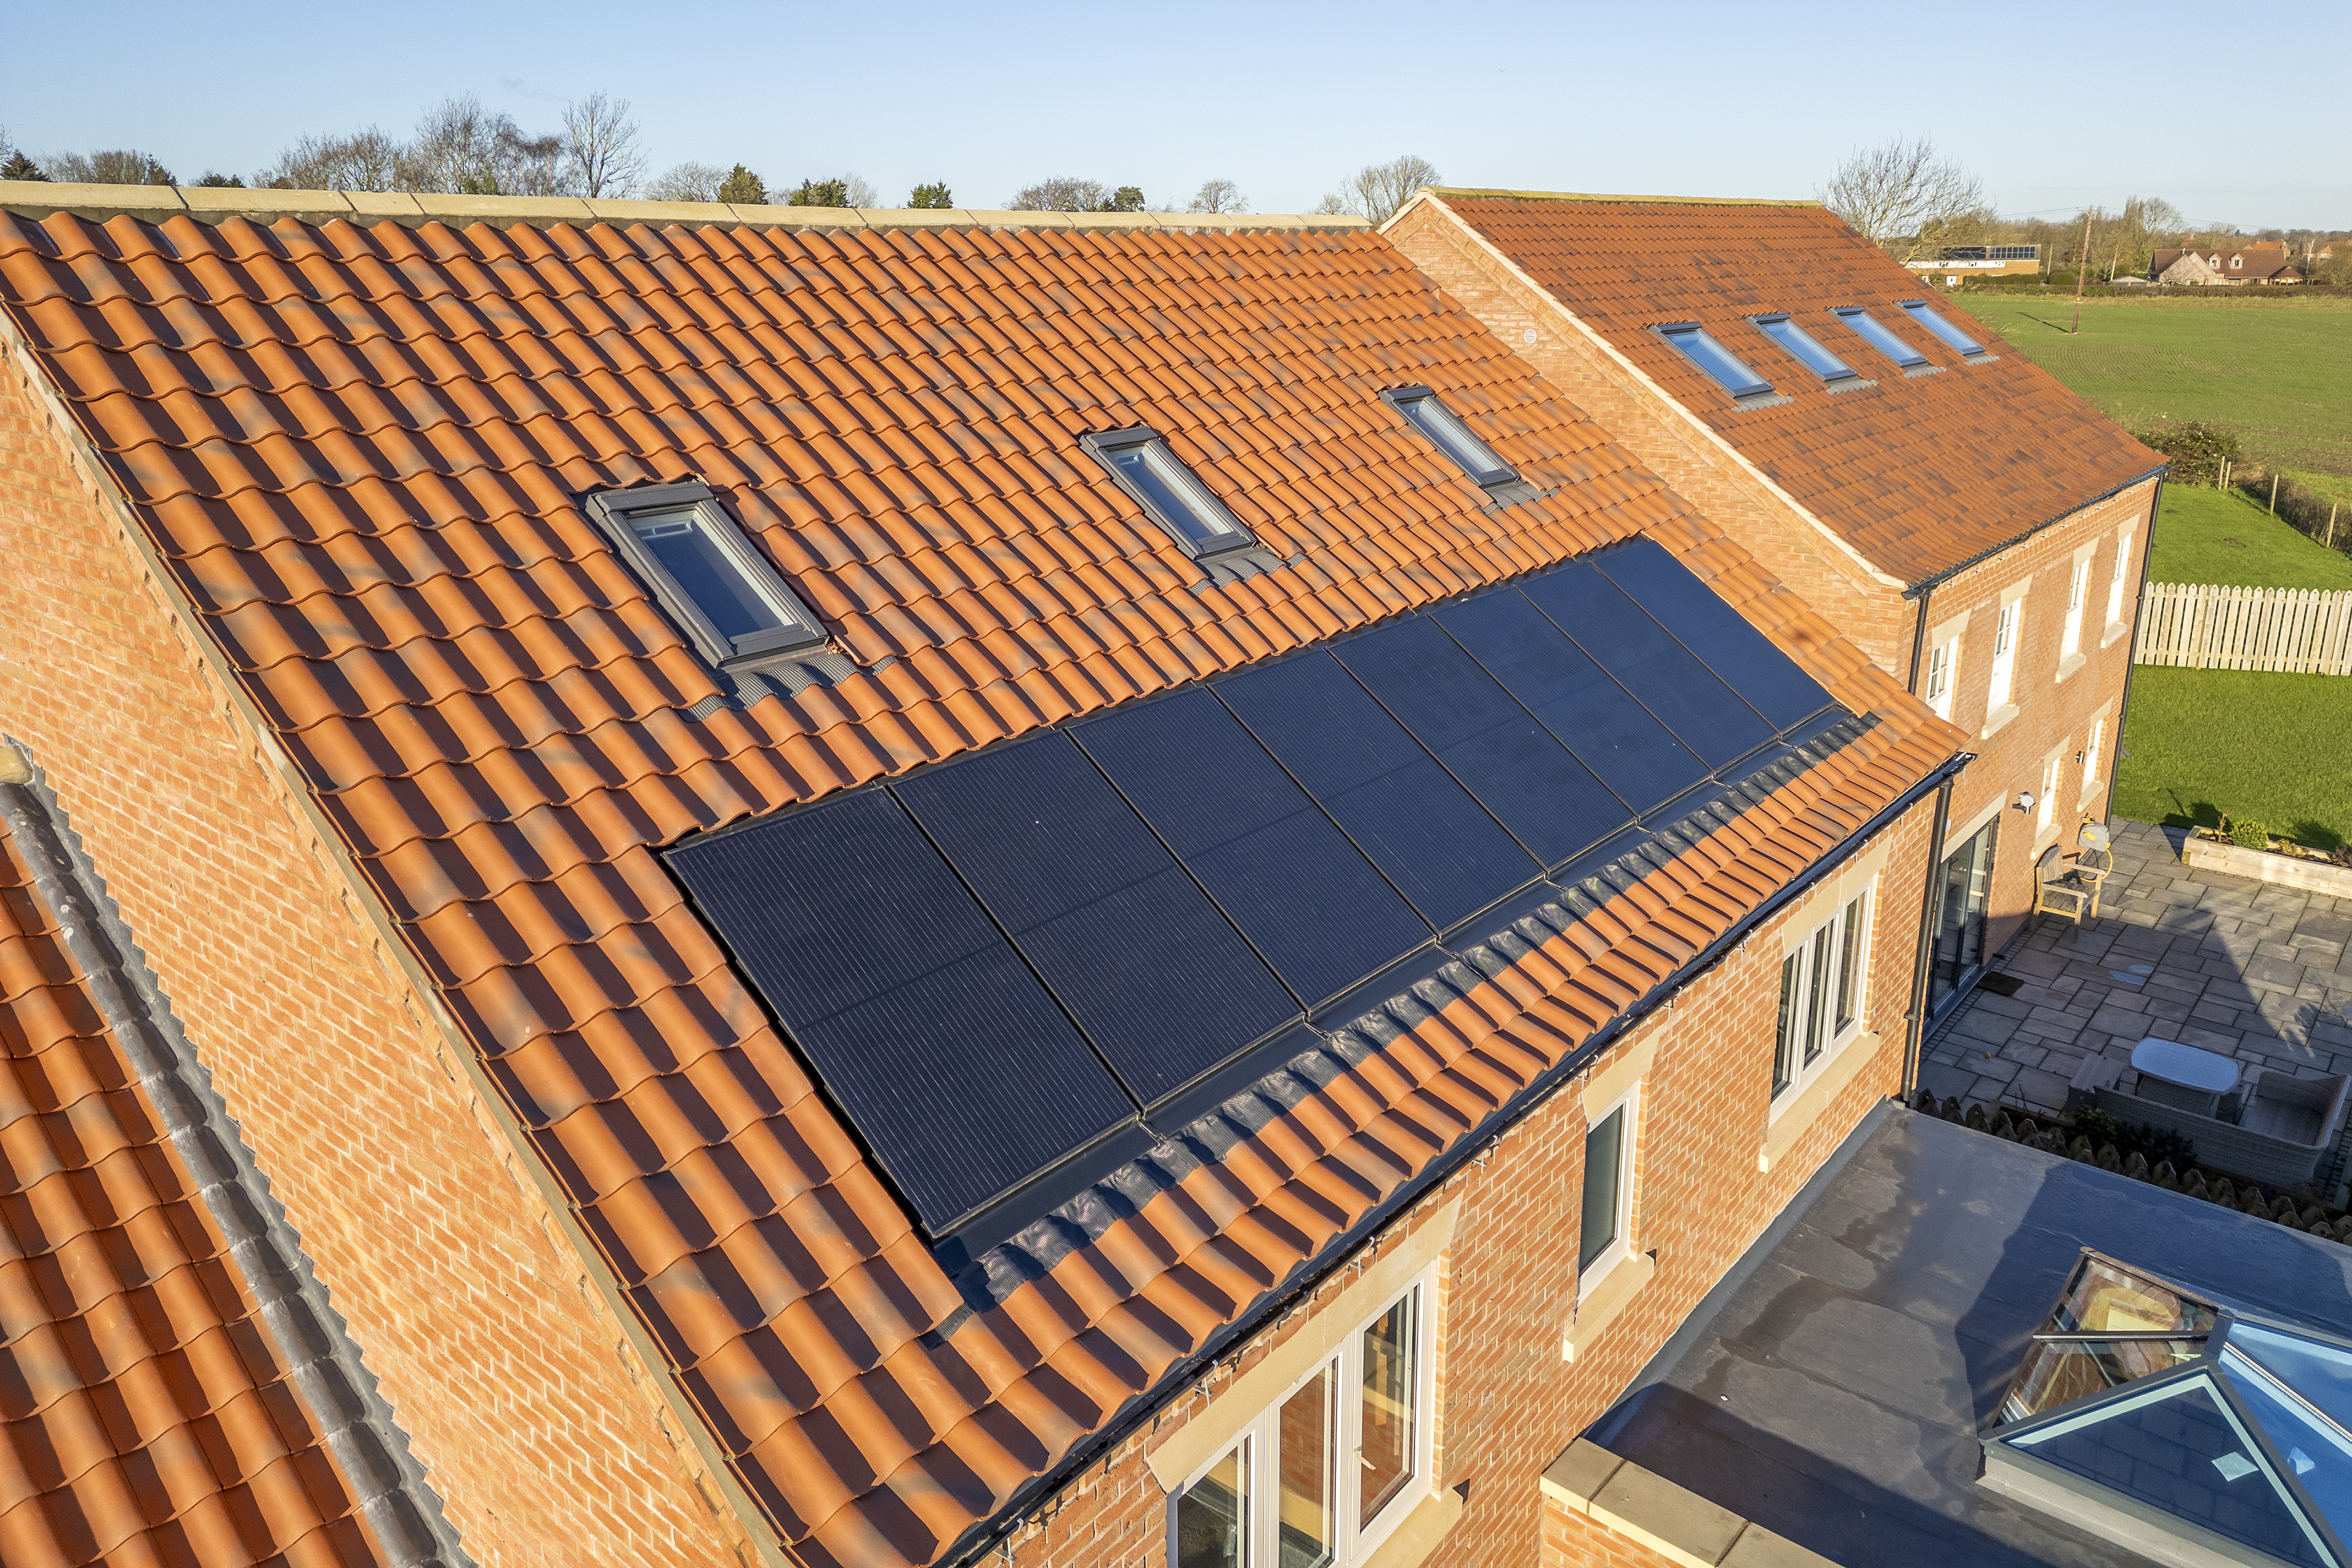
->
1520;564;1775;770
1593;539;1833;731
1073;688;1429;1006
1431;588;1709;813
892;734;1300;1108
666;790;1136;1233
1332;615;1630;868
1214;653;1541;930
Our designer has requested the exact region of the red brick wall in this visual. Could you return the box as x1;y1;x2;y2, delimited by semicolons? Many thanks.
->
993;793;1940;1568
1542;1499;1686;1568
1386;201;2155;941
0;350;755;1566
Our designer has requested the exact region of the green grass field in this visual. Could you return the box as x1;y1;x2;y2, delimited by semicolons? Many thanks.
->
2112;668;2352;848
1962;293;2352;478
2147;487;2352;589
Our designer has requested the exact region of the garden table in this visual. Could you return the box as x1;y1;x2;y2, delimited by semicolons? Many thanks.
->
2130;1036;2242;1117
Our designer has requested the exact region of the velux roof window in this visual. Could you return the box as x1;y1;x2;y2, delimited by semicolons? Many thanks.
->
1082;428;1258;561
1380;386;1521;491
1833;307;1931;370
1750;315;1859;384
1899;299;1992;360
585;482;830;671
1654;324;1778;406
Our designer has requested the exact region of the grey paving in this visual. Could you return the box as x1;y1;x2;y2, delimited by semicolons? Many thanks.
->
1923;819;2352;1183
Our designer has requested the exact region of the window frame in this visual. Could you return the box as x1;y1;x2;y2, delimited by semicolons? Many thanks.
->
1986;594;2023;715
1168;1269;1440;1568
2038;747;2066;837
2061;554;2091;659
1380;385;1520;491
2081;716;2107;806
1897;299;1991;360
1749;314;1859;384
1831;306;1930;370
1576;1084;1640;1296
1081;427;1260;563
584;481;832;672
1923;634;1958;721
1771;881;1875;1113
1651;323;1778;404
2104;528;2136;640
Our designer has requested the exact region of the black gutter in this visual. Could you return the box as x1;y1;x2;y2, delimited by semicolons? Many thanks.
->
2106;478;2166;800
1901;770;1961;1100
1897;463;2169;600
1906;583;1935;694
939;745;1972;1568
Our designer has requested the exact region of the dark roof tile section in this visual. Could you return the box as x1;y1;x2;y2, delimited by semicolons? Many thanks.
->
1431;193;2166;586
0;809;387;1568
0;204;1962;1567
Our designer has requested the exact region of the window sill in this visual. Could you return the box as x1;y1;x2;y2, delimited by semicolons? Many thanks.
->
1980;703;2019;740
2100;620;2131;649
2054;651;2088;683
1759;1032;1884;1173
1360;1484;1467;1568
1561;1249;1656;1363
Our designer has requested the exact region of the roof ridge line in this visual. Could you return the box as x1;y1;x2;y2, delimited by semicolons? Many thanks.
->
1428;185;1820;208
0;181;1371;234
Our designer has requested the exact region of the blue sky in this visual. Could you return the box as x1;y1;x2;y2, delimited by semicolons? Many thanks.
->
9;0;2347;228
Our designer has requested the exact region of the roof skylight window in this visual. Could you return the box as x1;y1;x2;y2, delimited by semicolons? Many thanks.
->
1750;316;1858;383
1833;308;1930;370
1380;387;1520;491
1082;428;1258;561
1653;325;1776;404
1899;299;1991;359
585;481;830;670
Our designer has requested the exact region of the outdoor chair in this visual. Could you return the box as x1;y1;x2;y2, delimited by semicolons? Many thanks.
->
2033;825;2111;929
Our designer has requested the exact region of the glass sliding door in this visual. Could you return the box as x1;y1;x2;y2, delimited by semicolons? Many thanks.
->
1927;818;1997;1018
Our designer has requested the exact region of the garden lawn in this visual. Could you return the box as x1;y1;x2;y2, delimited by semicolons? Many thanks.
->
2147;485;2352;589
1959;294;2352;478
2114;667;2352;849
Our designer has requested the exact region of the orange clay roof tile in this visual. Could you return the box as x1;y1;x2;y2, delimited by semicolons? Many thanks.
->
0;814;389;1568
0;203;1965;1568
1426;193;2164;585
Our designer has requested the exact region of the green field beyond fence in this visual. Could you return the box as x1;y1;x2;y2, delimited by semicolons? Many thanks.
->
1963;295;2352;480
2148;488;2352;590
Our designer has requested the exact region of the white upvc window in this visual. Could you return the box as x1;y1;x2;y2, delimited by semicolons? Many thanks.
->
2105;529;2134;634
1986;597;2022;715
1171;1273;1437;1568
1924;636;1959;720
1577;1084;1640;1294
2038;748;2066;836
2081;717;2106;804
2061;555;2091;659
1771;882;1874;1108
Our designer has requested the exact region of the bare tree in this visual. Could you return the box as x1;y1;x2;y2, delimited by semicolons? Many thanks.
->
647;162;727;203
1317;155;1439;227
1818;136;1985;261
400;95;565;196
39;148;176;186
843;173;879;208
1009;176;1109;211
1188;178;1247;214
563;92;644;199
262;129;404;191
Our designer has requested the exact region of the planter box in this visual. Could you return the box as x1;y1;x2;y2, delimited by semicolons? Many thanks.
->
2182;834;2352;896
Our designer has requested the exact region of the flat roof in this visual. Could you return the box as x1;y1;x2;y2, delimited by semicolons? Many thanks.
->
1592;1104;2352;1568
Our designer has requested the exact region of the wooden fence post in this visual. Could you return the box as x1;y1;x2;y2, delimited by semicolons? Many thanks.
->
2270;474;2279;515
2133;581;2352;674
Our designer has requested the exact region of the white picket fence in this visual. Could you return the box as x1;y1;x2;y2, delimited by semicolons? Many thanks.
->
2134;581;2352;674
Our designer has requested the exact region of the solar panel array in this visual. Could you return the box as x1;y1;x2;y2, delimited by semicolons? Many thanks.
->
668;539;1844;1243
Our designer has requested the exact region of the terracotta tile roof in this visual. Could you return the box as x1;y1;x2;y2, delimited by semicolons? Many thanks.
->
0;806;388;1567
1416;191;2167;587
0;198;1965;1567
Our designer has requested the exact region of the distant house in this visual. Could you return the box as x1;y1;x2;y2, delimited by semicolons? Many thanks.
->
2151;243;2304;284
1904;243;2041;287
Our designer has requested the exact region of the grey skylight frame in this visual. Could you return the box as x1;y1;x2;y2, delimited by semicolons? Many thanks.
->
1651;323;1783;408
1380;385;1522;493
1831;306;1939;375
1080;427;1261;563
1898;299;1997;362
1748;314;1866;387
583;480;833;673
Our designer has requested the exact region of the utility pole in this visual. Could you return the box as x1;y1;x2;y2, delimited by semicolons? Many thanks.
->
2072;210;2093;334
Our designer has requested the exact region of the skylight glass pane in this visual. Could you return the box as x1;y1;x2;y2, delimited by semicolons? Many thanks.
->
1103;441;1247;551
629;510;794;640
1659;326;1771;398
1997;1338;2206;1426
2224;1347;2352;1540
2229;1325;2352;1437
1753;316;1856;381
1392;394;1512;485
1833;308;1928;368
2053;1256;2218;1336
1901;300;1987;355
